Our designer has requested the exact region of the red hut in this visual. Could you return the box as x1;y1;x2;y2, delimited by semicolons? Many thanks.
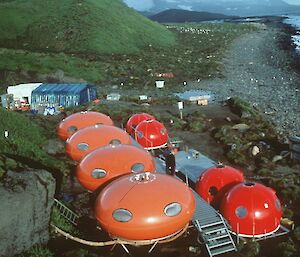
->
57;111;113;141
195;164;244;207
95;173;195;241
66;125;131;161
76;144;156;192
220;182;282;237
135;120;168;150
126;113;155;135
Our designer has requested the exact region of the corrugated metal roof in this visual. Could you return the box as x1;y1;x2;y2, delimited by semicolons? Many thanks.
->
32;83;90;94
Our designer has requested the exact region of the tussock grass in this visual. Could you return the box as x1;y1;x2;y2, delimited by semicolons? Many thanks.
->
0;0;175;54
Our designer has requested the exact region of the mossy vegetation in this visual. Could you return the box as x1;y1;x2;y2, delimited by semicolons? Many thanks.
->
50;207;78;235
0;10;256;89
237;241;260;257
0;108;68;180
0;0;175;54
18;245;53;257
214;97;279;166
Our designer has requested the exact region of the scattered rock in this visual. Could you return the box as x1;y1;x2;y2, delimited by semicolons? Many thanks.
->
0;170;55;257
272;155;283;163
252;145;260;156
225;117;232;122
232;123;250;132
43;139;65;155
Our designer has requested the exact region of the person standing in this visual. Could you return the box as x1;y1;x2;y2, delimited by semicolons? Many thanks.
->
164;147;176;176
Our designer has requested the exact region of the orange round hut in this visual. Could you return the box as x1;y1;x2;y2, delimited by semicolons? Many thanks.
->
77;144;156;192
135;120;168;150
126;113;155;136
195;164;244;208
220;182;282;237
57;111;113;141
95;173;195;241
66;125;131;161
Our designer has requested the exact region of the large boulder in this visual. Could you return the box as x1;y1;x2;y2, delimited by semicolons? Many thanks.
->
0;170;55;257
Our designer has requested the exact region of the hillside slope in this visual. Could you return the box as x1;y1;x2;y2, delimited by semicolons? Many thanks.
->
0;0;175;54
150;9;233;23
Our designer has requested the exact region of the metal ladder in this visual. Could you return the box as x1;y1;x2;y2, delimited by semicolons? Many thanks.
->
194;215;236;257
53;198;79;225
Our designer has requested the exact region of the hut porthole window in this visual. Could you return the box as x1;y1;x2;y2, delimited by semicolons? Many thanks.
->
77;143;89;151
91;169;107;179
113;209;132;222
68;126;78;133
208;186;218;197
235;206;248;219
164;202;182;217
110;139;121;146
137;131;144;138
161;128;166;135
275;199;281;211
131;163;145;173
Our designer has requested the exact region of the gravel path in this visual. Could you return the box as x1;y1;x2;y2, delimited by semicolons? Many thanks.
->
189;24;300;136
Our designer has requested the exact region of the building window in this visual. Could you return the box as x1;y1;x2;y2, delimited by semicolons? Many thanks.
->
235;206;248;219
131;163;145;173
91;169;107;179
77;143;89;151
68;126;78;133
110;139;121;146
113;209;133;222
208;186;218;196
137;131;144;138
164;202;182;217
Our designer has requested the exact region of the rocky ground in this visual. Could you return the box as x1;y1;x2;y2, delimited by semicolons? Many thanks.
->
188;23;300;137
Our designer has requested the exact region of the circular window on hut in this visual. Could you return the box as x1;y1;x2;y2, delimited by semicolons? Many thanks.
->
161;128;166;135
91;169;107;179
164;202;182;217
110;139;121;146
77;143;89;151
275;199;281;211
68;126;78;133
208;186;218;197
113;209;133;222
131;163;145;173
137;131;144;138
235;206;248;219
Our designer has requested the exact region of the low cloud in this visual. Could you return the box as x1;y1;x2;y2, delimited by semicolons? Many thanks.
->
123;0;154;11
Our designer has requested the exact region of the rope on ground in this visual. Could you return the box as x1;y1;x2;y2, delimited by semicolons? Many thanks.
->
51;223;189;247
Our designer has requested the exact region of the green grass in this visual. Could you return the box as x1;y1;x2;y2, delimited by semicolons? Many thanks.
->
18;245;53;257
0;108;67;176
0;0;175;54
0;22;257;88
50;207;78;235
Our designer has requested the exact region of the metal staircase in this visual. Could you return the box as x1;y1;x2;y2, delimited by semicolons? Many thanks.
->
192;192;236;257
155;151;237;257
53;198;79;225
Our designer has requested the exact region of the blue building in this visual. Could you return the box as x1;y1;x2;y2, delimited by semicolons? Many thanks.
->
31;83;97;108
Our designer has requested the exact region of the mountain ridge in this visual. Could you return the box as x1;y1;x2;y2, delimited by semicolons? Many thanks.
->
150;9;235;23
125;0;300;17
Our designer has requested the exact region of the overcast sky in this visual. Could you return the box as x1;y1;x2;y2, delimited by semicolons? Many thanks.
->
124;0;300;11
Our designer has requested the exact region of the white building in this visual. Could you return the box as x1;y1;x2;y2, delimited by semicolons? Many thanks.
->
7;83;42;104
